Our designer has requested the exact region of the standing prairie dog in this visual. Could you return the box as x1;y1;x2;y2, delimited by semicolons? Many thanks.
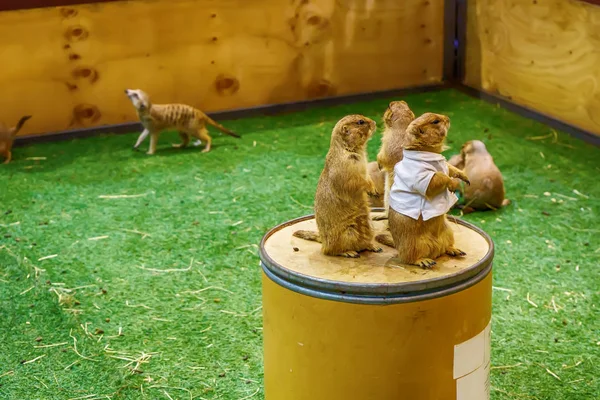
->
448;140;510;212
374;100;415;220
377;113;470;268
0;116;32;164
293;115;382;258
367;161;386;208
125;89;240;155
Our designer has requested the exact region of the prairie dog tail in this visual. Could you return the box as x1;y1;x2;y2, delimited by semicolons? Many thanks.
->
375;233;395;248
205;115;240;138
292;230;321;243
11;115;32;137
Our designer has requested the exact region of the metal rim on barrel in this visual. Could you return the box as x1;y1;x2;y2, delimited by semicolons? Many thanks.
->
259;210;494;304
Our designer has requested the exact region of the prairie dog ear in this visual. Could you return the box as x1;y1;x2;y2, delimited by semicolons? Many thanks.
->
342;125;349;134
406;122;421;136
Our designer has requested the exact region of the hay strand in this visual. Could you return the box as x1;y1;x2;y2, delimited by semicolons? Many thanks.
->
526;293;538;308
22;354;46;365
98;193;149;199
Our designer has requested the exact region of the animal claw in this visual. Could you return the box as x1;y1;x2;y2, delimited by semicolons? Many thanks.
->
446;247;467;257
416;258;436;268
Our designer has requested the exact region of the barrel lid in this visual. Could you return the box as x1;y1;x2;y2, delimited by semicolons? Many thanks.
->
259;210;494;303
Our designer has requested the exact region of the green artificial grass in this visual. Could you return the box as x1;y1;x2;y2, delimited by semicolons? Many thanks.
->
0;88;598;400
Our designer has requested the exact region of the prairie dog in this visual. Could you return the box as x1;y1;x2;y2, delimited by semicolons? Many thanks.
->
447;153;464;170
377;113;469;268
293;115;382;258
0;116;32;164
451;140;510;212
367;161;386;208
374;100;415;219
125;89;240;155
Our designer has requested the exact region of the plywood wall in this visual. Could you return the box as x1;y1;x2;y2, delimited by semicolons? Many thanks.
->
464;0;600;136
0;0;445;137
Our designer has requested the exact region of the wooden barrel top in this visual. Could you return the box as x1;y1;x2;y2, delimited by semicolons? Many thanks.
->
259;211;493;299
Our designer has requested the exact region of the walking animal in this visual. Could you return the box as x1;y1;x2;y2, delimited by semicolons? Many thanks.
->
376;112;470;268
448;140;510;213
0;116;32;164
125;89;240;155
293;115;383;258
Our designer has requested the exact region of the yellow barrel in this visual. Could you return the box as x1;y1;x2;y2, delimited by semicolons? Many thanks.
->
259;210;494;400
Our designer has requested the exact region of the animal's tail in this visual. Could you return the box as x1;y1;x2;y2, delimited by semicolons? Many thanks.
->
11;115;32;137
375;233;395;248
292;230;321;243
205;115;240;138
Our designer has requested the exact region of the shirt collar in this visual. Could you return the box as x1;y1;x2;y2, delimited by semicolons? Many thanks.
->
403;150;446;162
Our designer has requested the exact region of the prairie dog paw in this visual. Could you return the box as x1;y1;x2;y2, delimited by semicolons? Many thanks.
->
415;258;436;268
340;251;360;258
447;178;462;192
446;247;466;257
366;245;383;253
456;171;470;185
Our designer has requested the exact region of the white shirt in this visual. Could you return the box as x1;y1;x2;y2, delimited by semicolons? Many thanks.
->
388;150;458;221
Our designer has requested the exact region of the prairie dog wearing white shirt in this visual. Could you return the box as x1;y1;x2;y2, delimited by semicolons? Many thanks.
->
454;140;510;213
367;161;386;208
376;113;470;268
293;115;383;258
373;101;416;220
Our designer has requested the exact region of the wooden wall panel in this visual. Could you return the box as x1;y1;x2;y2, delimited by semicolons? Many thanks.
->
0;0;445;137
0;1;118;13
464;0;600;136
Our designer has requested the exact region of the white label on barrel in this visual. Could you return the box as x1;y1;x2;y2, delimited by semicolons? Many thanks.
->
454;321;491;400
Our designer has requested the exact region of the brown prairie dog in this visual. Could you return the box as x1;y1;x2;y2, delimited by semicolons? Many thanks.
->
376;112;469;268
125;89;239;155
293;114;382;258
374;100;415;219
367;161;386;208
450;140;510;212
447;153;464;170
0;116;32;164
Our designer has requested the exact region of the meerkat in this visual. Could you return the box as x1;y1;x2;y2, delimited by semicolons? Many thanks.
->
367;161;386;208
0;116;32;164
124;89;240;155
376;112;470;268
293;114;383;258
373;100;416;220
449;140;510;213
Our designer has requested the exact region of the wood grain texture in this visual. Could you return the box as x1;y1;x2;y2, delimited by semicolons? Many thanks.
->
0;1;118;12
464;0;600;136
0;0;444;137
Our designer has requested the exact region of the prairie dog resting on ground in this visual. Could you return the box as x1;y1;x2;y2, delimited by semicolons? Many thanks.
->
448;140;510;213
125;89;239;155
374;100;415;219
376;113;470;268
0;116;32;164
367;161;386;208
293;114;383;258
